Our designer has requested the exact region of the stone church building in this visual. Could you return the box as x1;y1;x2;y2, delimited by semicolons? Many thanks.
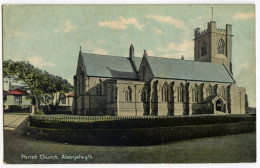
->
73;21;247;116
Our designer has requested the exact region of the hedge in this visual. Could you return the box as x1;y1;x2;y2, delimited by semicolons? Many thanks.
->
27;121;256;146
29;114;256;129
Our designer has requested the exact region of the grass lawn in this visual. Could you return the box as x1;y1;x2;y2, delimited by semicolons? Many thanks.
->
4;130;256;163
4;114;256;163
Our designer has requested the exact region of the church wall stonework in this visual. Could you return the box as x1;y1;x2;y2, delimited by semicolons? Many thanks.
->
74;75;246;116
116;80;145;116
229;85;246;114
74;67;246;117
105;80;117;116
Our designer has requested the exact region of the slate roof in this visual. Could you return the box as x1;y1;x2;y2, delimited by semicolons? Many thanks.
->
145;56;235;83
80;52;235;83
7;89;28;95
134;57;142;70
82;53;138;79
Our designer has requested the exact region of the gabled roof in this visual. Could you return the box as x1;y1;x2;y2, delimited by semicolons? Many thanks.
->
145;56;235;83
7;89;28;95
204;95;218;102
134;57;142;71
81;53;138;79
205;95;227;103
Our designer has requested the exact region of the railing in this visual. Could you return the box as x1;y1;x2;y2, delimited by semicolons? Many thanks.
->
32;115;164;123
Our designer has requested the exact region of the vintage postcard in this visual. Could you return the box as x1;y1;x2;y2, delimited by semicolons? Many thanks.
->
2;4;256;164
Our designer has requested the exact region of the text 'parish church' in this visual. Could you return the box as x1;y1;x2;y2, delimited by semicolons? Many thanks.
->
73;21;247;116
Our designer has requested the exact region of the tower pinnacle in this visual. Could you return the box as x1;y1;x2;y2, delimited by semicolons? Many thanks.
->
79;46;82;55
143;50;147;57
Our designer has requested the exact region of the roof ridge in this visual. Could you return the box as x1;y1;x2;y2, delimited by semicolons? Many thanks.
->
83;53;217;65
146;55;223;66
82;52;128;59
145;56;235;83
147;55;193;61
222;63;236;83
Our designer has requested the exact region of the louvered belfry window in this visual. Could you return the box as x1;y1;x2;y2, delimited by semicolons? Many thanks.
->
218;38;225;54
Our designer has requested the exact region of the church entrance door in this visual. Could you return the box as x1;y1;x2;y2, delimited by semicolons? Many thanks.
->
216;99;222;111
216;99;225;112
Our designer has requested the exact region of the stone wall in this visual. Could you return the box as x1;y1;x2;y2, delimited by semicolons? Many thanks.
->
74;72;246;116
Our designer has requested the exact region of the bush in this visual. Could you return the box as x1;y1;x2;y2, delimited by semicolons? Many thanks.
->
43;106;72;115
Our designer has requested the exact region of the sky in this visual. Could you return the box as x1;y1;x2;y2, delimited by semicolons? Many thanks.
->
3;5;256;107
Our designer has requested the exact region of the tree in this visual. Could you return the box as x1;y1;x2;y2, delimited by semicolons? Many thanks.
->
41;71;73;113
3;60;73;113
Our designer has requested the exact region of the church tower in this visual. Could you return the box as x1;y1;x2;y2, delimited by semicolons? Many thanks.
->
194;21;233;74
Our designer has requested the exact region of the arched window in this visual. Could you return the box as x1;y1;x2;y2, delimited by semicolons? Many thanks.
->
217;38;225;54
206;85;212;97
192;87;198;103
96;84;102;95
141;91;146;102
201;41;207;56
220;86;225;98
128;87;132;101
80;71;84;94
77;76;80;95
125;90;128;101
115;87;118;101
77;71;84;95
152;81;158;102
110;85;114;103
96;79;103;95
142;68;146;80
125;86;132;102
177;84;184;102
161;83;168;102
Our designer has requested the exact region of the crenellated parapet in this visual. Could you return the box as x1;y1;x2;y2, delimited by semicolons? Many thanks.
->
194;28;209;38
217;28;226;33
194;21;232;39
